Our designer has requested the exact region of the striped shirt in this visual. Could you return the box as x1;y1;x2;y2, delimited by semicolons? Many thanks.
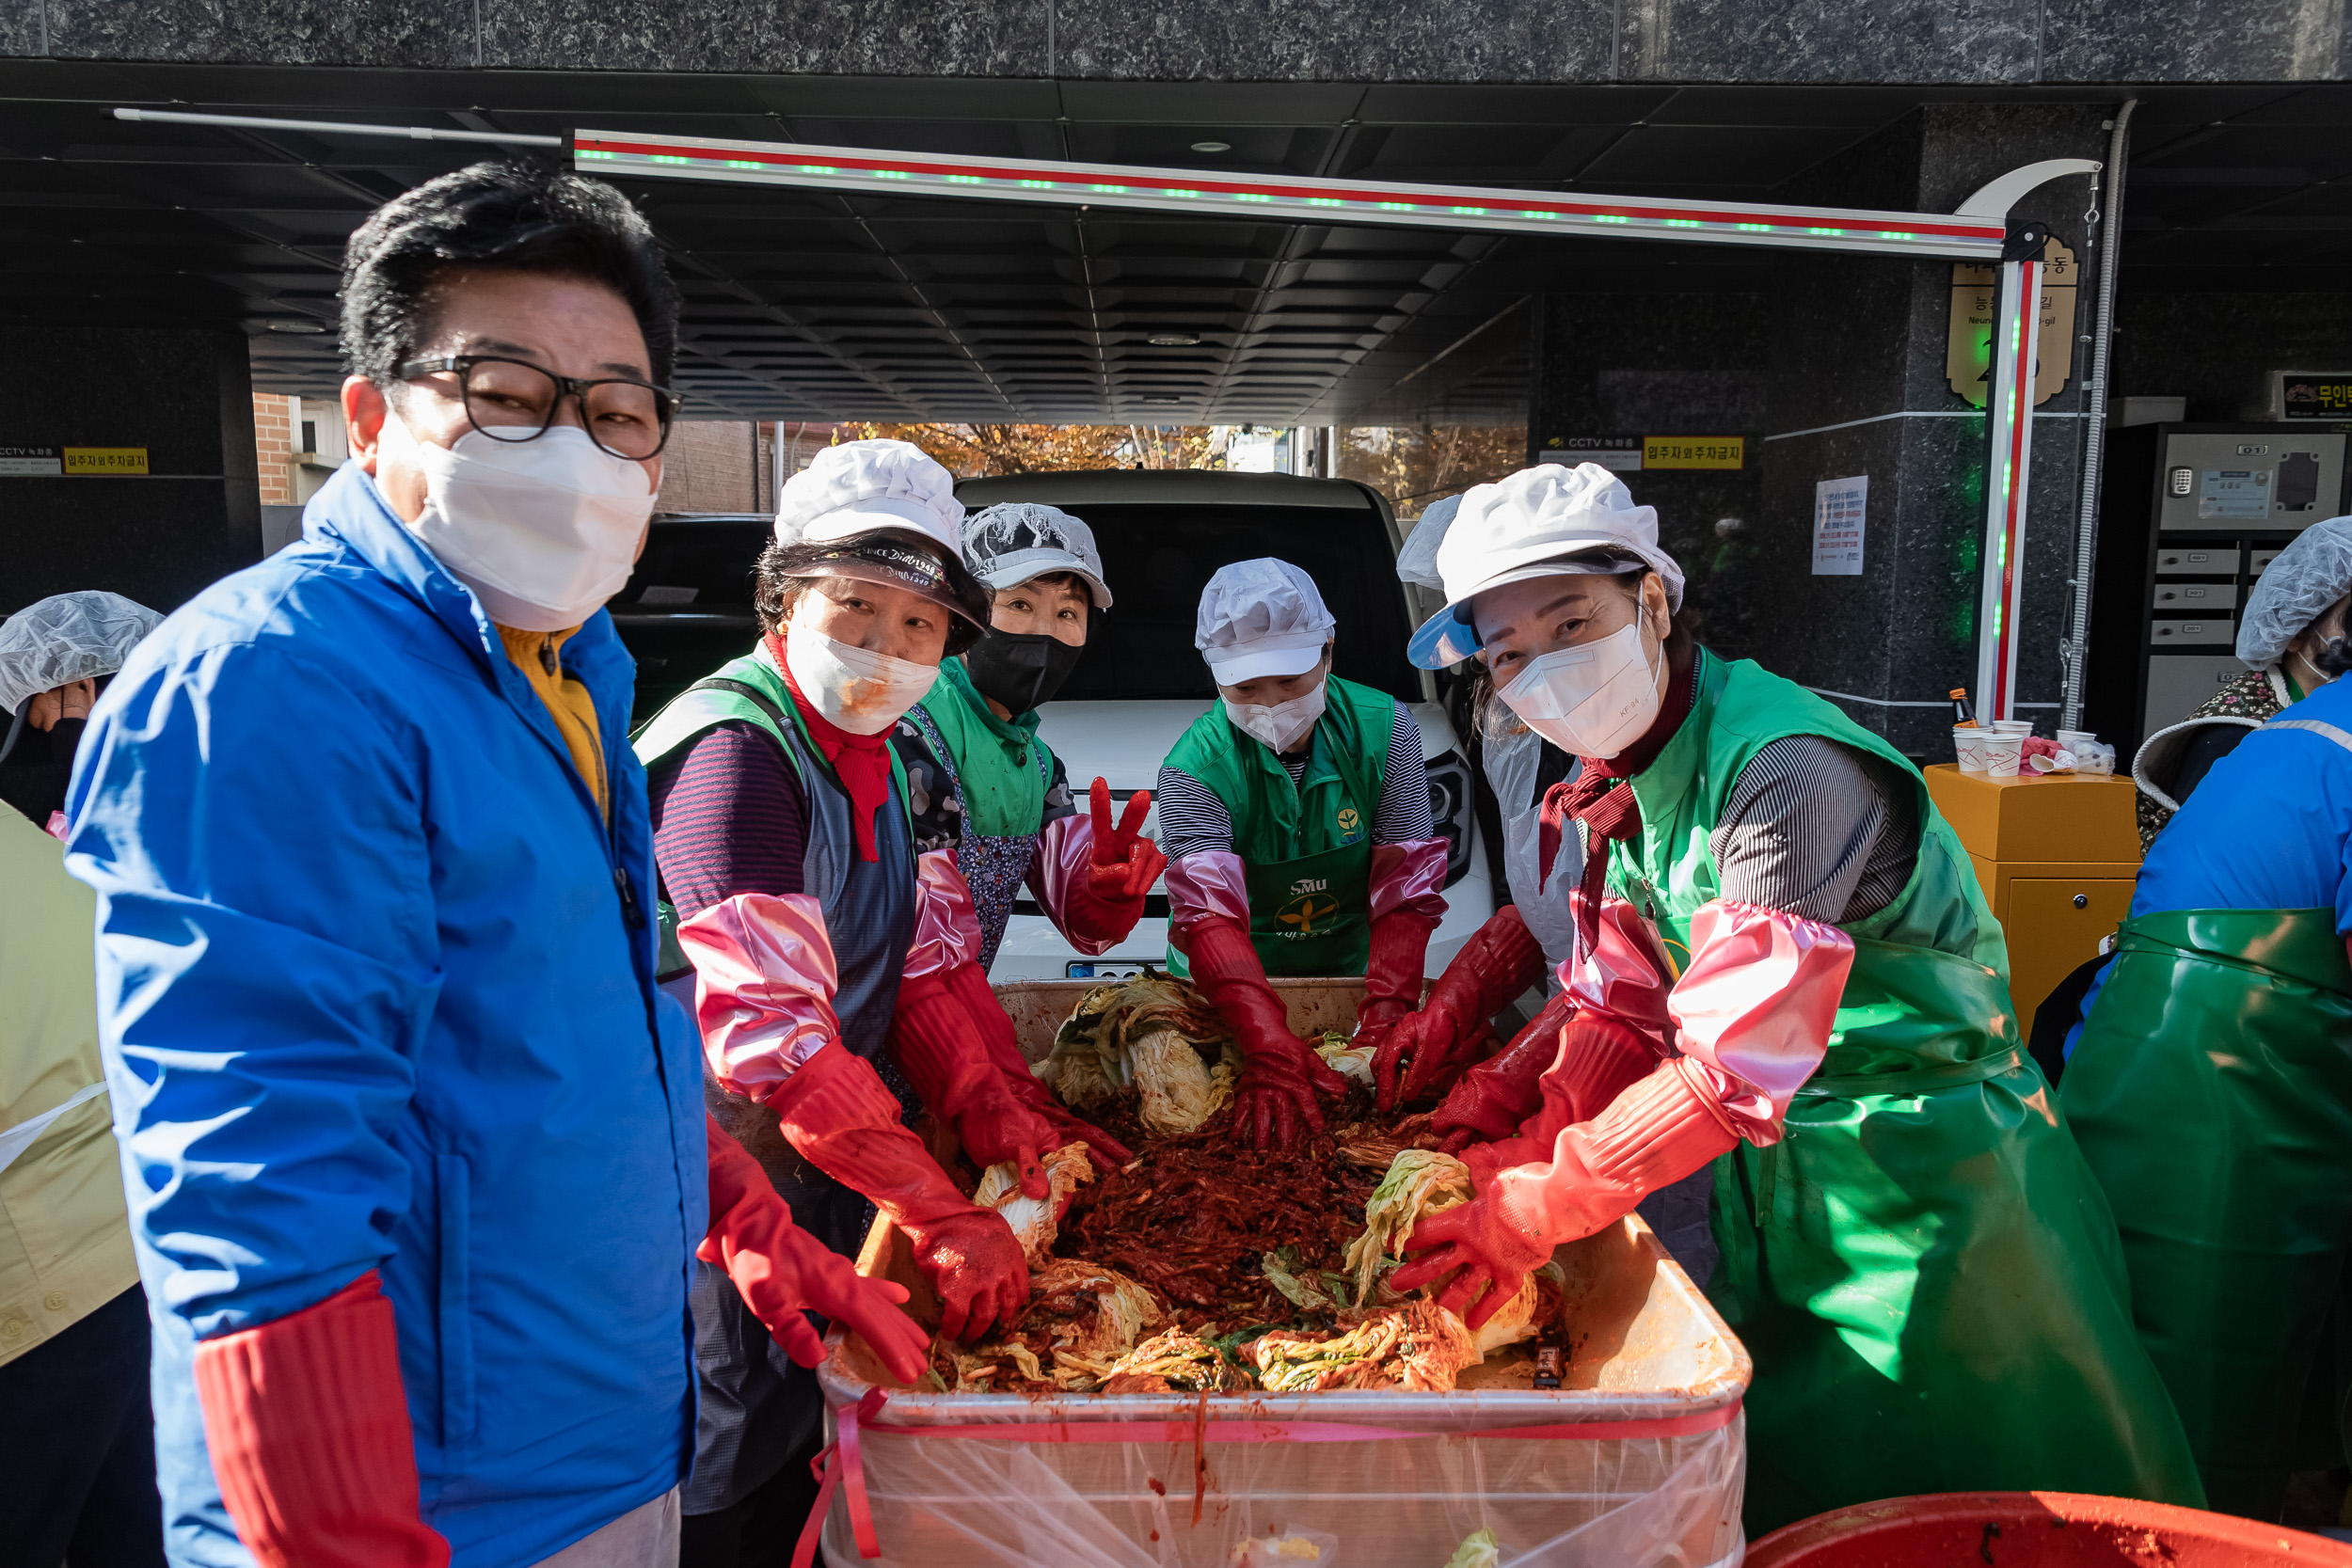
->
646;721;808;917
1708;736;1918;924
1157;702;1435;860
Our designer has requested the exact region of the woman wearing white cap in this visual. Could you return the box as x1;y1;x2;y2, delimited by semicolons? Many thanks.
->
1385;463;2201;1533
1157;557;1450;1150
633;440;1117;1550
892;501;1166;1004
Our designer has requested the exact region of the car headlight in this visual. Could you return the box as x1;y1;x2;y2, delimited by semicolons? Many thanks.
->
1424;751;1474;888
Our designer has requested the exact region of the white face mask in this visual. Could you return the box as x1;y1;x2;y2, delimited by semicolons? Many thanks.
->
403;425;655;633
1496;620;1662;759
783;613;938;736
1225;681;1327;753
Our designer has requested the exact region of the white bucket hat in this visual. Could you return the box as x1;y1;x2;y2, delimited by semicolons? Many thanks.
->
962;502;1114;610
1195;558;1335;683
1408;463;1685;669
775;438;964;557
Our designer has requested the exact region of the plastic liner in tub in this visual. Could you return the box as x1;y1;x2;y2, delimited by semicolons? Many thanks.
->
807;976;1751;1566
818;1214;1748;1567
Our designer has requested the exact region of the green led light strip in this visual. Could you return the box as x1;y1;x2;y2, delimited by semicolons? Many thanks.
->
572;131;2008;261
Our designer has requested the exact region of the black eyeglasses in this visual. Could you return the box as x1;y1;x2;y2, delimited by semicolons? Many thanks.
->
397;356;679;461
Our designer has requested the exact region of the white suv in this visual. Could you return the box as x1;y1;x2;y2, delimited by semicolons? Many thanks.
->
956;468;1496;983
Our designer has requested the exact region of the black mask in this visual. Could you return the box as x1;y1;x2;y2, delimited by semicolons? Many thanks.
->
964;627;1086;713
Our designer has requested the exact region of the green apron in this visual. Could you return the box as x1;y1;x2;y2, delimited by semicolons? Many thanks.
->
1161;674;1393;978
2062;908;2352;1518
1614;652;2203;1534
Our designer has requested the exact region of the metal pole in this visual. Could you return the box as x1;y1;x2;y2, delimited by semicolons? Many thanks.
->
2060;101;2137;732
1977;256;2044;721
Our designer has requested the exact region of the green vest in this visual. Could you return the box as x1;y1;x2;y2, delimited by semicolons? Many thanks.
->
629;650;913;980
1620;652;2203;1532
912;656;1055;838
1161;673;1394;977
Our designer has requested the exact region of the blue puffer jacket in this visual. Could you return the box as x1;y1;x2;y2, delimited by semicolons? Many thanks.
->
64;463;705;1568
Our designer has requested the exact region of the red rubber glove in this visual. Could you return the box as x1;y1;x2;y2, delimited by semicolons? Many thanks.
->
890;965;1057;1199
1374;906;1547;1112
191;1272;451;1568
1396;1061;1739;1328
703;1114;930;1386
1089;779;1167;905
1435;997;1658;1155
944;961;1133;1167
765;1040;1030;1343
1182;914;1346;1150
1350;906;1439;1062
1431;990;1574;1151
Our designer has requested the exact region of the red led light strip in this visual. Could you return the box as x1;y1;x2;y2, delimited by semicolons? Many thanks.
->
572;131;2009;260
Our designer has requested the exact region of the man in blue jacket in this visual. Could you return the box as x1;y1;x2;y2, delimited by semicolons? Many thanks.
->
64;162;923;1568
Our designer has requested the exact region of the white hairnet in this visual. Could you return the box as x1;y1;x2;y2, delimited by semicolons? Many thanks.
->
1195;558;1335;683
0;591;164;715
1393;494;1459;592
2237;515;2352;667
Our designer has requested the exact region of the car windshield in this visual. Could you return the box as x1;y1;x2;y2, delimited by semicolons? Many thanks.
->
624;515;767;609
1043;501;1421;704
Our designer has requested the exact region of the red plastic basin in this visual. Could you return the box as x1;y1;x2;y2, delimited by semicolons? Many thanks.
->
1745;1492;2352;1567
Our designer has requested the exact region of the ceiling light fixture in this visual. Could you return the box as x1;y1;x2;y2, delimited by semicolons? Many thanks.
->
1189;140;1231;153
262;320;326;333
1147;332;1201;347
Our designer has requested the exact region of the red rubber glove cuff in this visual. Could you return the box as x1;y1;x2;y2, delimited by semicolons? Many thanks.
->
763;1041;1030;1343
1431;990;1574;1147
1182;913;1345;1148
891;965;1053;1198
703;1115;930;1386
1375;907;1546;1110
192;1272;450;1568
943;960;1132;1165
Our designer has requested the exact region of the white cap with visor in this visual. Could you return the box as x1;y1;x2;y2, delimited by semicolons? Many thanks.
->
1408;462;1685;669
962;502;1114;609
1195;558;1335;683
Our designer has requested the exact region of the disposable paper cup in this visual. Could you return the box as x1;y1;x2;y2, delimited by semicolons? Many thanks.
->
2056;728;2095;751
1952;727;1989;773
1979;733;2025;777
1989;720;2033;736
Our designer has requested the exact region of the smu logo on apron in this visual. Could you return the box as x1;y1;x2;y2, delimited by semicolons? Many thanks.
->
1276;875;1340;939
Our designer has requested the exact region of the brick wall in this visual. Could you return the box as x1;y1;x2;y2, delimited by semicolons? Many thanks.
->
252;393;294;504
655;420;774;514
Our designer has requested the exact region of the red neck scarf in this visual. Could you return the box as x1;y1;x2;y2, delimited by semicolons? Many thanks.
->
1535;648;1699;950
766;632;895;863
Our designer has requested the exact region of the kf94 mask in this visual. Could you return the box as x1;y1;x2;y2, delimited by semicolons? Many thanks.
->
1496;621;1662;759
1224;681;1327;754
404;426;655;633
784;614;939;736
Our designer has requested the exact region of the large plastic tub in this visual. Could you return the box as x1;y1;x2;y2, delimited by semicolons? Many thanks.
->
1745;1492;2352;1566
813;978;1753;1568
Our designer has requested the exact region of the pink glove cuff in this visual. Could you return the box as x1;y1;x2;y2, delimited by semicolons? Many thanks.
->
906;848;985;979
1166;849;1248;929
1367;838;1449;925
1028;813;1118;957
1566;896;1677;1043
678;893;842;1100
1667;898;1854;1132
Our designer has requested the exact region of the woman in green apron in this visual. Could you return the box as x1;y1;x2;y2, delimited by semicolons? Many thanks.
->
2061;517;2352;1520
1157;557;1449;1149
1388;462;2202;1535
